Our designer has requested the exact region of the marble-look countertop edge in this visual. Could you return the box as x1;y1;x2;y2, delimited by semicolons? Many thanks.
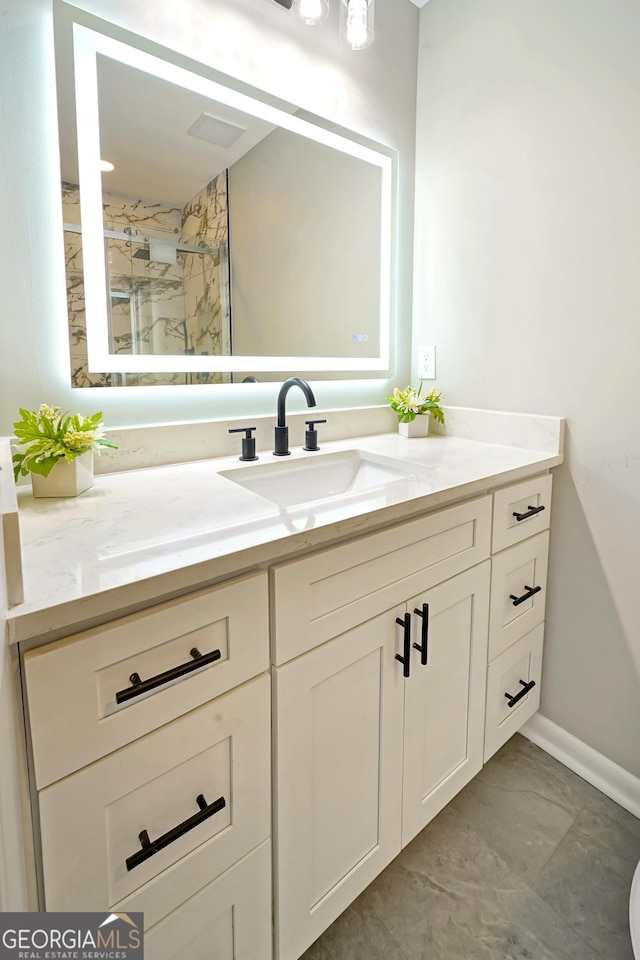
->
0;437;24;608
8;445;562;646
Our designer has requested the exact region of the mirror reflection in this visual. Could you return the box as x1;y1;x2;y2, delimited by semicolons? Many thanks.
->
56;19;393;386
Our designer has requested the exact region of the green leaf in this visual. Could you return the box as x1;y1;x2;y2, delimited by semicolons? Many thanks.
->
27;456;58;478
12;404;118;480
386;383;445;428
12;452;25;482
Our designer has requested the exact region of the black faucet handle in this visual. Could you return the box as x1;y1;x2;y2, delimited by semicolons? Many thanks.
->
229;426;258;462
304;419;327;452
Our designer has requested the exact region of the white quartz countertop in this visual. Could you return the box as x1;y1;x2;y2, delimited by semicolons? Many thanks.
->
8;430;562;643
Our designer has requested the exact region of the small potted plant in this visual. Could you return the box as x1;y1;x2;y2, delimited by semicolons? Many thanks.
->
386;383;445;437
12;404;118;498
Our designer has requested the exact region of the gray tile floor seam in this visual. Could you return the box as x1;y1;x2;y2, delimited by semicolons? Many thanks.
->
531;806;640;960
300;893;414;960
300;735;639;960
376;806;605;960
450;788;579;888
365;898;416;960
530;747;640;841
449;742;581;886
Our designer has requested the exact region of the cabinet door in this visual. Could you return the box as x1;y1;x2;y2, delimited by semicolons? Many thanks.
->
144;841;271;960
402;562;490;847
273;607;405;960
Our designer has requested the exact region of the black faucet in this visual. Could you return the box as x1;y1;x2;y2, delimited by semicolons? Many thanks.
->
274;377;317;456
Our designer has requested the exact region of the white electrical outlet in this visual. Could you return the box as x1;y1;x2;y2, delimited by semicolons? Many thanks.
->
418;345;436;379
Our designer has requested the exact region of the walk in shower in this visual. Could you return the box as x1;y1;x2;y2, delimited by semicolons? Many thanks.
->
63;173;232;387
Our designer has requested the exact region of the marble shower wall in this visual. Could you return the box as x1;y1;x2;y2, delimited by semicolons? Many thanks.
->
181;170;231;370
61;179;231;387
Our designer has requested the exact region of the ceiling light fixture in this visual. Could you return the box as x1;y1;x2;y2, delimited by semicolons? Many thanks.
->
296;0;329;25
272;0;374;49
340;0;374;50
100;159;115;172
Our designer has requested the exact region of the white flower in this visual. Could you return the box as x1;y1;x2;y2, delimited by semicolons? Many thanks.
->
393;387;424;415
402;389;423;413
39;403;60;418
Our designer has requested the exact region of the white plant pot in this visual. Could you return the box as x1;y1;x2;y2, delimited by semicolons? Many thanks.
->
31;451;94;498
398;417;429;438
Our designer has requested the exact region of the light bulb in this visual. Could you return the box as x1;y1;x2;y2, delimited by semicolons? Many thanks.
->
339;0;373;50
297;0;329;25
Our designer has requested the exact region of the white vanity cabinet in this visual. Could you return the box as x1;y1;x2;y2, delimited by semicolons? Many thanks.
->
272;501;493;960
22;571;273;960
17;468;554;960
272;476;553;960
484;474;552;760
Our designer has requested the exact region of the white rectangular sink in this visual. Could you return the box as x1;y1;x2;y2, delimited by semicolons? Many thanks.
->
220;449;423;509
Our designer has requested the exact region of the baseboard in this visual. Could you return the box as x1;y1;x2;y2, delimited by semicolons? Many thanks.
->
521;713;640;820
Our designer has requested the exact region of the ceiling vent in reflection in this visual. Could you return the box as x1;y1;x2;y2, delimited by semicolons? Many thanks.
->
187;113;247;148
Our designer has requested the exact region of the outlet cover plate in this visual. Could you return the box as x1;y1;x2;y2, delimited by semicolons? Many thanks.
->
418;345;436;379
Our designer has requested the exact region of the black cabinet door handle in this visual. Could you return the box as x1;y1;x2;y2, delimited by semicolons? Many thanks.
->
126;793;226;872
504;679;536;708
115;647;222;704
509;584;542;607
412;603;429;666
395;613;411;679
513;504;545;522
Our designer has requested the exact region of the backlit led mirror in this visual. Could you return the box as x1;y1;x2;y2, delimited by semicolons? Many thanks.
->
55;8;396;386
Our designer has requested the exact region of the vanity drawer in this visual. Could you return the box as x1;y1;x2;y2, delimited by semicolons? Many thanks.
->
484;623;543;762
143;840;272;960
492;475;552;553
25;571;269;789
39;674;270;915
272;496;492;664
488;531;549;661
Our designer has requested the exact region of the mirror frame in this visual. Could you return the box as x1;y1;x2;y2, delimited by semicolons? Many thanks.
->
69;21;395;376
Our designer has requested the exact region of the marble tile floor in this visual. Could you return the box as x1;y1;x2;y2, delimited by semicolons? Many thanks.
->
302;734;640;960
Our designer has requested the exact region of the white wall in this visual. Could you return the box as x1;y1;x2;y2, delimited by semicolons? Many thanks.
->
414;0;640;776
0;0;418;433
229;128;381;361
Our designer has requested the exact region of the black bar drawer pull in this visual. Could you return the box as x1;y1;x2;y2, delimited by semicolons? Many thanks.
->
513;504;545;522
126;792;226;872
509;584;542;607
505;679;536;708
395;614;411;679
413;603;429;666
115;647;222;704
